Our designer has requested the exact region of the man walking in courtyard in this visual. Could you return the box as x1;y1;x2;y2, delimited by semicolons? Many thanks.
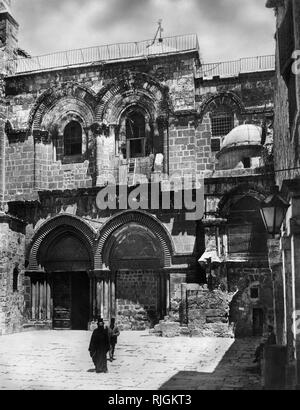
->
108;318;120;362
89;318;110;373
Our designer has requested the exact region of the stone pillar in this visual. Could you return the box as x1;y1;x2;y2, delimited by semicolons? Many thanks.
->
290;229;300;388
166;273;170;314
180;283;188;325
281;235;296;387
110;271;116;318
0;214;25;335
285;196;300;389
92;270;116;324
267;237;285;345
96;125;116;186
0;4;19;209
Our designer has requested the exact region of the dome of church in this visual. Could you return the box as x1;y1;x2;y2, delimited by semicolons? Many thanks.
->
221;124;262;150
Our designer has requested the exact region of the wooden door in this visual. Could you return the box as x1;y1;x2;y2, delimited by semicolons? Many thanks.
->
71;272;90;330
52;273;71;329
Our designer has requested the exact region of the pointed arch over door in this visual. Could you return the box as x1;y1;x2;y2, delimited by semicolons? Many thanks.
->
26;215;96;330
92;211;174;329
95;210;174;270
27;214;95;272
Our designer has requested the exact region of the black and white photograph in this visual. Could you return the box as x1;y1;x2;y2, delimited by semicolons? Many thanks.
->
0;0;299;394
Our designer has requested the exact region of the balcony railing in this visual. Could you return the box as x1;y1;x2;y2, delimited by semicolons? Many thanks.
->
197;55;275;78
11;34;200;75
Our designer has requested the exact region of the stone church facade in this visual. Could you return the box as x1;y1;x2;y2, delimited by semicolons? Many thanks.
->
0;3;277;337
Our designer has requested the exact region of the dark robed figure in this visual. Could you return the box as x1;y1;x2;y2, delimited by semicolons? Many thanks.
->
89;318;110;373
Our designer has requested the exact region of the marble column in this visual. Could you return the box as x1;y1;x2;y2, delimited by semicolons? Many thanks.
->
91;271;116;323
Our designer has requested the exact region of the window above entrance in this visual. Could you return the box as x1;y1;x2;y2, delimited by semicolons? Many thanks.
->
63;120;83;159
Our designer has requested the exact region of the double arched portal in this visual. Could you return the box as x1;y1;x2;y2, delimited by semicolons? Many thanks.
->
26;211;173;331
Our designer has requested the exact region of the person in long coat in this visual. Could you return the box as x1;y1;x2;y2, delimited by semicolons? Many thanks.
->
108;318;120;361
89;318;110;373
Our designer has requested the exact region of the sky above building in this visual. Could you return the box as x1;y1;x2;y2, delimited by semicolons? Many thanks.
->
13;0;275;63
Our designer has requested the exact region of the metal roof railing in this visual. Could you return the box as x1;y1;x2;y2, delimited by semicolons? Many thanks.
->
198;54;275;78
11;34;200;75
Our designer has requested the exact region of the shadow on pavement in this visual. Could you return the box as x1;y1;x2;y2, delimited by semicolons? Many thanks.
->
159;338;262;391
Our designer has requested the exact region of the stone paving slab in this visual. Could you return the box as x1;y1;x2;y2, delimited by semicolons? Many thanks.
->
0;331;261;390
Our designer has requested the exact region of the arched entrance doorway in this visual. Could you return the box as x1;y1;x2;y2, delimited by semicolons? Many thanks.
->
107;223;165;329
27;215;95;331
39;233;91;330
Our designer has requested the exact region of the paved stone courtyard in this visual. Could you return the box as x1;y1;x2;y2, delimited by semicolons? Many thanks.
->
0;331;261;390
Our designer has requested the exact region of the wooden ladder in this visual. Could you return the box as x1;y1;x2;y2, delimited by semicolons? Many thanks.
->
128;158;137;186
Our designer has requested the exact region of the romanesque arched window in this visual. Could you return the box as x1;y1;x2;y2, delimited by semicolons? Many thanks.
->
211;106;234;152
227;196;268;258
126;112;146;158
64;121;82;157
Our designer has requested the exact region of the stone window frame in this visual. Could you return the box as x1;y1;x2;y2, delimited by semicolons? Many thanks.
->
125;111;147;158
52;113;88;165
118;106;154;160
200;92;244;154
208;105;239;154
63;120;83;158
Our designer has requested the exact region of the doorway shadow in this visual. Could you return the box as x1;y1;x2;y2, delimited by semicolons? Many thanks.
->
159;338;262;390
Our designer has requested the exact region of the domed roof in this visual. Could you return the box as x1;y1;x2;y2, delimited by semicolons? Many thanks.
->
221;124;262;149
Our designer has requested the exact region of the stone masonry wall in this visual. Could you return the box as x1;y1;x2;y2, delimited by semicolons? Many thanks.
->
116;269;159;330
227;266;273;338
0;218;26;335
272;1;300;188
4;53;197;202
195;72;274;174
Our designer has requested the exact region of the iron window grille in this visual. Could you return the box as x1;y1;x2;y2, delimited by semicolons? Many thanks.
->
211;112;234;138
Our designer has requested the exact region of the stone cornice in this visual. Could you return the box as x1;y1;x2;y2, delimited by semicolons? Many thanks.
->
5;120;29;141
0;212;26;233
32;129;51;143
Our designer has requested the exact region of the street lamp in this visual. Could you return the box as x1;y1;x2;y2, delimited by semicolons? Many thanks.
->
260;194;290;237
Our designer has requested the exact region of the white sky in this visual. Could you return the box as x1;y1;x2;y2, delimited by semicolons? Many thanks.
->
13;0;276;63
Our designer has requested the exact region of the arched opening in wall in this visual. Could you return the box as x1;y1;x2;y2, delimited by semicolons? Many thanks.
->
37;232;92;330
63;120;83;157
210;106;234;152
13;267;19;292
103;223;166;330
125;112;146;158
227;196;268;260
